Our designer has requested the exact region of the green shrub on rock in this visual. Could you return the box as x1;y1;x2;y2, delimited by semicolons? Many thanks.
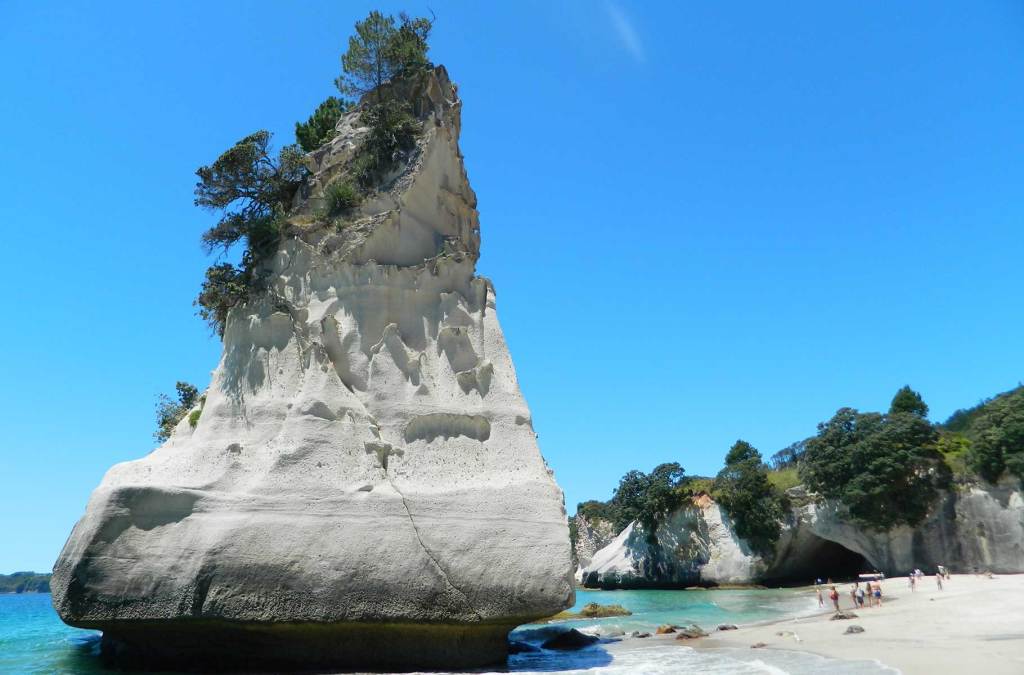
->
352;100;420;189
325;179;361;216
195;262;251;337
155;382;200;443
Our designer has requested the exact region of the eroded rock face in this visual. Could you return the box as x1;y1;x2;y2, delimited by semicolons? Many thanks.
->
51;66;574;671
769;478;1024;578
580;496;762;588
581;479;1024;589
572;514;618;582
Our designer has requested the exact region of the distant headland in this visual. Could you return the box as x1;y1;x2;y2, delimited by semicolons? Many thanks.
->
0;572;50;593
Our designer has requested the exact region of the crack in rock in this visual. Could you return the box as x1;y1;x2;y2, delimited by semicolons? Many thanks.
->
384;473;483;621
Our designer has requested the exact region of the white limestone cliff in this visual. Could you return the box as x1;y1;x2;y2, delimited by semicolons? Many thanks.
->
572;514;618;583
580;495;763;588
580;481;1024;588
766;478;1024;581
51;66;574;671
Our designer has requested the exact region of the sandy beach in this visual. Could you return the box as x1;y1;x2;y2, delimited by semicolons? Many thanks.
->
695;574;1024;674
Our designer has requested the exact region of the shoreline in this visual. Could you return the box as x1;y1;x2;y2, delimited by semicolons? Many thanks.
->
689;574;1024;674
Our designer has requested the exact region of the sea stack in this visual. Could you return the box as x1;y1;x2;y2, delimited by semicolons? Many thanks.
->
52;66;575;670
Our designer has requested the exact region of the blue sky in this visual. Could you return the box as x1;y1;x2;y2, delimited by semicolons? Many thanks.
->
2;1;1022;572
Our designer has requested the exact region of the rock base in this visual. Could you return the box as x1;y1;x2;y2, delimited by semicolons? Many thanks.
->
96;620;514;672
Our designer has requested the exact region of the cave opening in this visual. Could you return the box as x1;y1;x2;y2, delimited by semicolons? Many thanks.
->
763;535;871;587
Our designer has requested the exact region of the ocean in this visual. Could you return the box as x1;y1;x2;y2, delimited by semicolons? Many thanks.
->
0;590;895;674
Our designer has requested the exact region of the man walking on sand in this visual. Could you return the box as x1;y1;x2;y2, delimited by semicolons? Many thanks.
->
829;585;840;612
936;570;944;590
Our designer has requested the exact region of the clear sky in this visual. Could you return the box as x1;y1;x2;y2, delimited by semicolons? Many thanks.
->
2;1;1022;572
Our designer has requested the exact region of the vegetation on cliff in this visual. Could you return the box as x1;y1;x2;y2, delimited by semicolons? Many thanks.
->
295;96;349;153
154;381;202;442
573;383;1023;553
799;404;948;530
191;10;434;337
192;131;308;335
713;441;783;553
944;385;1024;483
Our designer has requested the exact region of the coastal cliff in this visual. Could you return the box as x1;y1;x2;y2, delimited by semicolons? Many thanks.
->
580;479;1024;588
52;66;574;670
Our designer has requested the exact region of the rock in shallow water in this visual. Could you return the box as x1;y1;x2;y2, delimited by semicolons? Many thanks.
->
50;66;573;672
542;629;600;651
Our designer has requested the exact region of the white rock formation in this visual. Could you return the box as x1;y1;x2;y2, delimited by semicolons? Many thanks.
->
767;478;1024;580
580;495;763;588
51;66;574;671
581;480;1024;589
572;514;618;582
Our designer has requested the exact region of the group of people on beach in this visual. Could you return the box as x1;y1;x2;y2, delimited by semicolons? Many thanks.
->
817;579;882;610
816;568;949;612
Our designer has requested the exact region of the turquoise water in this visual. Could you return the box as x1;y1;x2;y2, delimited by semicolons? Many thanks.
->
528;587;819;634
0;590;892;674
0;593;104;675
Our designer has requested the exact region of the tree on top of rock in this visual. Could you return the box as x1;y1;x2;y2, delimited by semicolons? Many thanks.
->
713;440;783;554
335;11;434;103
609;462;686;542
799;406;948;530
889;385;929;418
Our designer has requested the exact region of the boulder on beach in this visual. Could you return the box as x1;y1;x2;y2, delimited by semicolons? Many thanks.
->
542;629;600;651
50;66;574;672
674;624;709;640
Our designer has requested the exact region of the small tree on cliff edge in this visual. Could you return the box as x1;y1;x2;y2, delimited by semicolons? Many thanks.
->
295;96;350;152
335;11;434;103
713;440;783;554
155;382;200;443
192;131;308;335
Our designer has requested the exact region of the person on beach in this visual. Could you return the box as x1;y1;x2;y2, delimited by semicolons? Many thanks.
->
829;585;840;612
817;585;824;607
909;573;916;592
936;571;944;590
871;579;883;607
850;583;858;607
855;584;866;608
